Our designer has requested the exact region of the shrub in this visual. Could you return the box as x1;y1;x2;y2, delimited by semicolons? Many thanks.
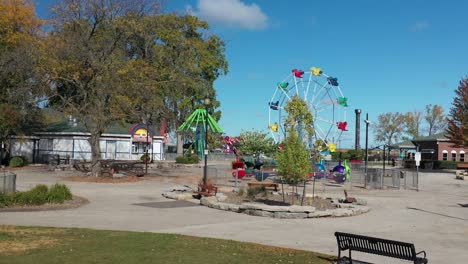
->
0;192;13;208
16;184;49;205
1;184;73;207
9;156;28;167
432;160;459;170
140;153;150;163
175;154;199;164
47;184;72;203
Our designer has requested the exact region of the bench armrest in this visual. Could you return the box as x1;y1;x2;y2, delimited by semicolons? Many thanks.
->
416;251;426;258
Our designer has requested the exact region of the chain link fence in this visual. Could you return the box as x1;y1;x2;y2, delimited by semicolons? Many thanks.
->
349;163;419;190
1;171;16;193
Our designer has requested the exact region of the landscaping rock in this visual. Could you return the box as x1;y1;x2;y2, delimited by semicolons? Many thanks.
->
228;204;240;212
356;199;367;206
332;208;354;217
171;185;192;192
250;210;274;217
288;205;315;213
162;192;174;199
274;212;308;219
200;196;217;206
216;193;227;202
240;203;265;210
308;210;333;218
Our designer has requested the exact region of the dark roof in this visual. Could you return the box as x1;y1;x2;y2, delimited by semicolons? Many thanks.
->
413;132;449;142
390;140;415;149
391;132;449;149
42;120;149;135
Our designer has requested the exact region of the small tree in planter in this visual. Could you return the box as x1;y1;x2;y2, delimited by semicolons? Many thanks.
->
277;129;311;205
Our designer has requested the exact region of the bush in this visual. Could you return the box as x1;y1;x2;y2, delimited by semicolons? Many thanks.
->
48;184;72;203
16;184;49;205
9;156;28;167
0;192;13;208
432;160;459;169
175;154;199;164
0;184;73;207
140;153;150;163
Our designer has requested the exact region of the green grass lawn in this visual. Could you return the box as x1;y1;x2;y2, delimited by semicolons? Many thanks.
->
0;226;334;264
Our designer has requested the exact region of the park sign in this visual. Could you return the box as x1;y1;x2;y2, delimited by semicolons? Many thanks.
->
415;152;421;167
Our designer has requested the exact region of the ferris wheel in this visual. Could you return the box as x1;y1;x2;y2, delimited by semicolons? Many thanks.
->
268;67;348;152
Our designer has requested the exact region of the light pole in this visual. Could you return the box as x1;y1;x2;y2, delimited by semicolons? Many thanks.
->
203;97;210;186
364;113;370;188
145;119;149;175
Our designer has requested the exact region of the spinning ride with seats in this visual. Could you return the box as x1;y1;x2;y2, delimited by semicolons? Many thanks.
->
269;66;350;182
269;67;348;150
177;109;223;158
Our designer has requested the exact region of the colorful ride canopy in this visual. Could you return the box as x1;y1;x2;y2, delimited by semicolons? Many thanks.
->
177;108;223;157
177;109;223;133
268;66;349;152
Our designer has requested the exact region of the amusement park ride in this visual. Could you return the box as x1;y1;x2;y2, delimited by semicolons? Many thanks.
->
177;66;353;184
269;66;351;183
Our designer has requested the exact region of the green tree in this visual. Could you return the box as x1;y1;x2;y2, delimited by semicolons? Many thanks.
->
446;77;468;147
0;0;45;164
424;104;446;136
284;95;314;138
44;1;228;176
277;129;310;185
374;112;405;146
119;13;228;154
44;0;161;176
147;15;228;154
237;130;277;158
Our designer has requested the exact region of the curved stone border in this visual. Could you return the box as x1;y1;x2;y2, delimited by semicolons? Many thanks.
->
200;195;370;219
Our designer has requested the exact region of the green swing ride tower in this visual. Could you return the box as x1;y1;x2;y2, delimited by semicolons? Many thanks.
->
177;108;223;158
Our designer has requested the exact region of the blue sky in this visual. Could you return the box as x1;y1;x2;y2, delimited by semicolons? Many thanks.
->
34;0;468;148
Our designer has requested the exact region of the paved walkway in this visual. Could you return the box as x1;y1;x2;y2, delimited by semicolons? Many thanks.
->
1;166;467;263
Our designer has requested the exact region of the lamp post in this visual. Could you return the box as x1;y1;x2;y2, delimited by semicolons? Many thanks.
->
203;97;210;186
364;113;370;188
145;119;149;175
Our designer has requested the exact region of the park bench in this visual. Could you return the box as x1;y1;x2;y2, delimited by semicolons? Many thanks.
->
247;182;279;191
335;232;427;264
197;183;218;196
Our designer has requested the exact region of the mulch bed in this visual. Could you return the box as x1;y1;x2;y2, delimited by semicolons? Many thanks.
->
0;196;89;212
63;175;144;183
223;192;337;211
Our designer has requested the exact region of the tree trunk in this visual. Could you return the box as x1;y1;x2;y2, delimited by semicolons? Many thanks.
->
301;181;306;206
176;133;183;155
88;133;102;177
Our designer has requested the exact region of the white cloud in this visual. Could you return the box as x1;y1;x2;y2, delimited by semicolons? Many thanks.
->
187;0;268;30
409;21;429;32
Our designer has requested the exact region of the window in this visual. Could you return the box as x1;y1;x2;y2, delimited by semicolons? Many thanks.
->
442;150;448;161
451;151;457;161
47;139;54;151
460;151;465;162
132;142;150;154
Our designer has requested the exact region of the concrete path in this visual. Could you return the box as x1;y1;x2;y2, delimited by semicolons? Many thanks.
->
1;166;467;263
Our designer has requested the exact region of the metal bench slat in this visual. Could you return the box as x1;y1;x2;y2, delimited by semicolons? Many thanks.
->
335;232;426;262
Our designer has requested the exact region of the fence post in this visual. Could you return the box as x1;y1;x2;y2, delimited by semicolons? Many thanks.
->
235;168;238;189
403;171;407;190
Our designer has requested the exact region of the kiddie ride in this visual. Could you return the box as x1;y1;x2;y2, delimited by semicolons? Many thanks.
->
231;157;277;182
312;159;350;184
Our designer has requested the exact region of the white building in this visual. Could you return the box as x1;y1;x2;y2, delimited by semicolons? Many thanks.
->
10;122;165;164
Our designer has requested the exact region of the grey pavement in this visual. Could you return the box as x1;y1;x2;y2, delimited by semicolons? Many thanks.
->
1;165;467;263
